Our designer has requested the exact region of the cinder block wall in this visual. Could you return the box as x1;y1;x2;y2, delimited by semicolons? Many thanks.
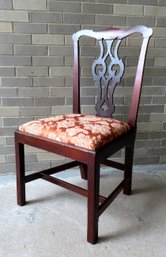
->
0;0;166;173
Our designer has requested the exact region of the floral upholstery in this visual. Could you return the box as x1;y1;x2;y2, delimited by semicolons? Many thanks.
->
19;114;131;150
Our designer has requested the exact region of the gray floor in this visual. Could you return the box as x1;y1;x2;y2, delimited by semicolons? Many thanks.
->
0;165;166;257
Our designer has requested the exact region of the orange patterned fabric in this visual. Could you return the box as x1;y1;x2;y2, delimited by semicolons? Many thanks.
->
19;114;130;150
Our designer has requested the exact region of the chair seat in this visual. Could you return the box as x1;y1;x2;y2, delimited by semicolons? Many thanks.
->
19;114;130;150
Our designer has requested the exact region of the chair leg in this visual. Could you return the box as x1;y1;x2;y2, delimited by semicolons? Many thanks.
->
15;141;26;206
87;160;100;244
123;145;134;195
79;163;88;180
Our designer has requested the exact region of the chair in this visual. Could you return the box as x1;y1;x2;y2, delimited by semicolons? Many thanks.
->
15;25;153;244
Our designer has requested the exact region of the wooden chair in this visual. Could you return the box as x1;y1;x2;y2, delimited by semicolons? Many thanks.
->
15;26;153;244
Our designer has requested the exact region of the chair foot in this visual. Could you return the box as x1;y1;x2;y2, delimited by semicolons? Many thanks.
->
123;184;132;195
87;233;98;244
123;173;132;195
17;199;26;206
17;179;26;206
87;215;98;244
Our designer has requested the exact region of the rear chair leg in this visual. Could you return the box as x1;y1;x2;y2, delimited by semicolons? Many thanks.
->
80;163;88;180
123;146;134;195
15;140;26;206
87;160;100;244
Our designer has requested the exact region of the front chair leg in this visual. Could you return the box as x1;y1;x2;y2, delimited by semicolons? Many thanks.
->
87;160;100;244
123;145;134;195
15;140;26;206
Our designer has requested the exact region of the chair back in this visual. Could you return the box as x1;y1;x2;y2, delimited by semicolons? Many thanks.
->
72;26;153;128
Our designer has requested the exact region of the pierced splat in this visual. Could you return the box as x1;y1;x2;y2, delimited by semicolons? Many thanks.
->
92;39;124;117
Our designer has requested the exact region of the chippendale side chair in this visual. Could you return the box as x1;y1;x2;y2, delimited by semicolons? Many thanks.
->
15;26;153;244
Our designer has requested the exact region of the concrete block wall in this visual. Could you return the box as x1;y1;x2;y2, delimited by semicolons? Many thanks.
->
0;0;166;173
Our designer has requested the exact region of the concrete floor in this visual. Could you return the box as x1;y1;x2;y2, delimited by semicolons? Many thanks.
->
0;165;166;257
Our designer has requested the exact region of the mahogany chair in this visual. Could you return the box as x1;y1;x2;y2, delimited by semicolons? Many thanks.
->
15;26;153;244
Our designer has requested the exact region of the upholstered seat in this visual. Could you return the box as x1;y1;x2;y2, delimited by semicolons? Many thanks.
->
19;114;130;150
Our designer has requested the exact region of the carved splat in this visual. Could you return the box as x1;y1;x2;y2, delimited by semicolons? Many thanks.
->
92;39;124;117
